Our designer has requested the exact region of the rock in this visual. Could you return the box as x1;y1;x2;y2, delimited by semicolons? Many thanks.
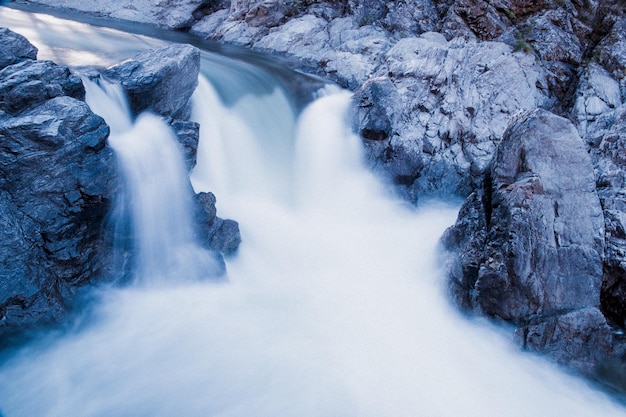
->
228;0;287;27
380;0;439;37
585;104;626;326
193;192;241;256
104;44;201;118
442;108;610;372
0;94;116;337
254;14;390;89
451;0;508;40
353;32;550;201
516;9;587;104
168;118;200;171
594;16;626;102
0;59;84;115
571;63;622;137
18;0;210;30
515;307;613;375
0;27;38;70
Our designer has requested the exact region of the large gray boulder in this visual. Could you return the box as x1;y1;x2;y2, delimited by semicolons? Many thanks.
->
442;109;612;373
104;44;201;118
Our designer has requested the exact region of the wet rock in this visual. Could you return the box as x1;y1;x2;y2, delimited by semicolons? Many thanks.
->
168;118;200;171
0;27;38;69
104;44;201;118
193;192;241;256
442;108;610;372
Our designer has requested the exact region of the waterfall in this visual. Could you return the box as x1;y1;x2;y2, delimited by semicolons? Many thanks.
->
82;77;223;284
1;7;626;417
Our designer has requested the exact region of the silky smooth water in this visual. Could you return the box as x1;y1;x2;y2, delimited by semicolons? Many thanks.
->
1;6;626;417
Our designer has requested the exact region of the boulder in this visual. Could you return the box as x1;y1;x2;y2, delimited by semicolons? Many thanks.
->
0;27;38;70
0;94;116;338
104;44;201;118
442;109;611;372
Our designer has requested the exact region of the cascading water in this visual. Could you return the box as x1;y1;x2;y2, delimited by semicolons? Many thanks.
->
2;6;626;417
82;77;223;284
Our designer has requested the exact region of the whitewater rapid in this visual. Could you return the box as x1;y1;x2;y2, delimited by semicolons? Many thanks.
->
1;5;626;417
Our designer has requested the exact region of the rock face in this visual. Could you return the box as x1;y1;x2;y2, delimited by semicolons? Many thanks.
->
353;33;549;200
442;109;612;373
0;29;241;339
0;29;116;338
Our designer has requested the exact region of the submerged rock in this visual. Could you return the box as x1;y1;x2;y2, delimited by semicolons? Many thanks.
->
442;109;612;373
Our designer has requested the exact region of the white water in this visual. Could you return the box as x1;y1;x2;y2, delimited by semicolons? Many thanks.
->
82;78;222;284
1;6;626;417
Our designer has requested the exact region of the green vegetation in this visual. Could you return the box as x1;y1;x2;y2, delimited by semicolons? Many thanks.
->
513;34;533;54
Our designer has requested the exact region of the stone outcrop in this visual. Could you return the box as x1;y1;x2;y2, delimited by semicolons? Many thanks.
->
442;109;613;373
0;27;37;68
